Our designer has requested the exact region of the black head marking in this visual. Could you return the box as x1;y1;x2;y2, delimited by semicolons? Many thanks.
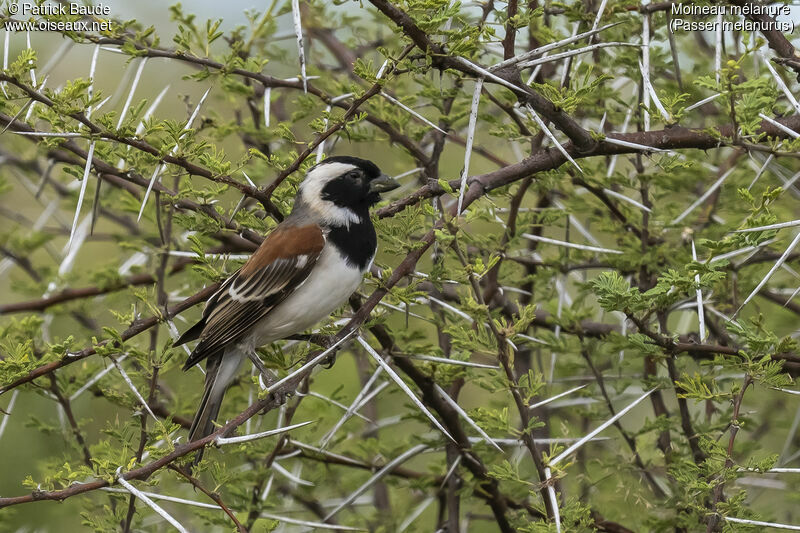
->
317;156;382;180
302;157;395;269
318;157;386;214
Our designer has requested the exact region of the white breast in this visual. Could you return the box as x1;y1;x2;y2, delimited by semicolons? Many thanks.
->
241;243;368;348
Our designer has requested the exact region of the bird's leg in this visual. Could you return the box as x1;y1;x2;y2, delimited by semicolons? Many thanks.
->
248;351;294;408
307;333;343;368
247;351;277;389
287;333;336;365
287;334;342;367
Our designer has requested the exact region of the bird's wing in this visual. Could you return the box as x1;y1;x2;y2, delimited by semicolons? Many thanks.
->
181;224;325;370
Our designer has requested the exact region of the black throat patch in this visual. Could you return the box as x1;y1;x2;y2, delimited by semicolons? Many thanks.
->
326;218;377;271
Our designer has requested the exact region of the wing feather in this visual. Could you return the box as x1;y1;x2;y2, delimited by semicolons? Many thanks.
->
181;225;325;370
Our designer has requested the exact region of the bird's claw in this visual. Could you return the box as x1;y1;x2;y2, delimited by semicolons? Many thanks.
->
305;333;341;368
268;389;293;407
321;345;342;369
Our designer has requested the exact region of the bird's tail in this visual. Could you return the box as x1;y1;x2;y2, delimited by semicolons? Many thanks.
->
188;346;247;465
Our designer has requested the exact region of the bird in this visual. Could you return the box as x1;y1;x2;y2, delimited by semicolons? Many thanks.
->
174;156;399;456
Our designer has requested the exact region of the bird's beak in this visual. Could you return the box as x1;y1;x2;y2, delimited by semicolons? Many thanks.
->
369;174;400;194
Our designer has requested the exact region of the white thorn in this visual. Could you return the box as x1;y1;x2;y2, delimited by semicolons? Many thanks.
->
260;511;364;531
685;93;721;112
398;496;435;532
455;56;528;94
748;153;773;190
86;45;100;119
397;353;498;369
0;390;19;443
641;13;650;130
527;105;582;173
271;460;315;486
316;104;332;163
215;420;313;446
691;240;706;341
723;517;800;531
70;355;129;401
545;467;562;533
518;42;640;69
735;231;800;317
112;356;158;422
714;13;722;85
672;167;735;225
639;60;670;122
68;142;96;248
457;78;482;214
606;108;633;178
550;388;656;466
376;59;389;80
323;444;428;520
758;113;800;139
529;385;587;410
291;0;307;93
263;86;271;127
434;384;502;451
268;330;355;394
603;135;668;153
521;233;622;254
26;31;36;87
491;22;622;71
318;366;384;448
381;92;446;133
603;188;652;212
116;58;148;129
357;336;455;443
116;469;190;533
138;88;211;220
101;487;217;510
761;51;800;115
736;219;800;233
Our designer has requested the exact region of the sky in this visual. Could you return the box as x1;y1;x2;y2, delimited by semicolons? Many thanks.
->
104;0;279;32
12;0;297;36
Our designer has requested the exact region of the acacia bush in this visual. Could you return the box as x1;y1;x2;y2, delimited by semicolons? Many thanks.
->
1;1;800;531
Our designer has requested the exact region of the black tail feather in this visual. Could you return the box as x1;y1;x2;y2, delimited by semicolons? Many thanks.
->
188;355;222;466
186;347;246;466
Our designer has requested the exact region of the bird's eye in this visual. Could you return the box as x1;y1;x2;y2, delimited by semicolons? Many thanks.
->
346;171;361;181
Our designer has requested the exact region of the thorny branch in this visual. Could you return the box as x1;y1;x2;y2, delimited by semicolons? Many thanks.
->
3;1;800;530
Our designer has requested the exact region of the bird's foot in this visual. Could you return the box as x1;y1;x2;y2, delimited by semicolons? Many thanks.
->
266;389;293;409
320;348;340;369
306;333;341;368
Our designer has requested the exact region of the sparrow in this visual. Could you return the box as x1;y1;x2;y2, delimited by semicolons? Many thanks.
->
175;156;399;452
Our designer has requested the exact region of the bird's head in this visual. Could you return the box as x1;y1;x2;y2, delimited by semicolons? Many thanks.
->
296;156;399;226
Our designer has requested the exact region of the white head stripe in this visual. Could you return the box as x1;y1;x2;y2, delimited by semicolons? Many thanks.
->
299;162;361;226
